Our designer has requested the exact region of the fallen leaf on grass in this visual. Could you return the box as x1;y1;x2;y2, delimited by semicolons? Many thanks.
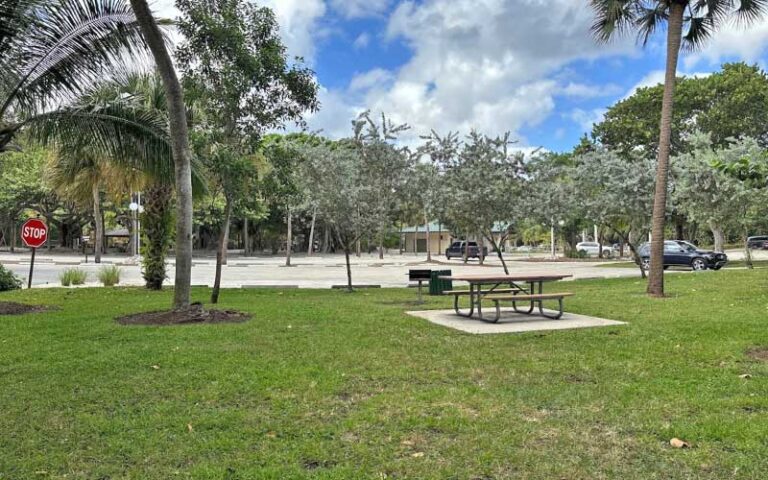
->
400;440;414;446
265;431;277;438
670;438;690;448
739;374;752;379
410;452;424;458
187;423;193;432
151;365;160;370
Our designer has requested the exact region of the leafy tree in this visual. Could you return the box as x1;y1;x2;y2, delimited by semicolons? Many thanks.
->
591;0;768;297
573;149;656;277
422;131;525;273
352;111;412;259
301;142;377;292
176;0;318;302
526;153;586;258
0;145;48;251
593;63;768;156
402;161;443;262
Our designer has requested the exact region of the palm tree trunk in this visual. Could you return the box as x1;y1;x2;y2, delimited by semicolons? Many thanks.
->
344;247;353;292
92;182;102;264
647;2;684;298
285;207;292;267
130;0;194;309
243;217;249;256
307;206;317;256
211;197;233;304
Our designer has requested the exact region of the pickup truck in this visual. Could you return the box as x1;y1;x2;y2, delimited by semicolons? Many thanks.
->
445;241;488;260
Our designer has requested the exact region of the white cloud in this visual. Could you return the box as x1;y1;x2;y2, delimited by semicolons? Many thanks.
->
683;19;768;69
349;68;394;91
330;0;390;18
559;82;623;98
566;108;607;133
305;0;636;146
353;32;371;50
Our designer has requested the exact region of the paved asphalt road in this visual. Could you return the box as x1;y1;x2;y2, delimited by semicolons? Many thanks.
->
2;248;762;289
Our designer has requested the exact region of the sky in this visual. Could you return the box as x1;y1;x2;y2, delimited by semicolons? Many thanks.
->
153;0;768;153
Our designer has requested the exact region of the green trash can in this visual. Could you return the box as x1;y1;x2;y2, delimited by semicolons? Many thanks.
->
429;269;452;295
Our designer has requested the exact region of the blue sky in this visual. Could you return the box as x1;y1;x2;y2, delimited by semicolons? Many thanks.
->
155;0;768;153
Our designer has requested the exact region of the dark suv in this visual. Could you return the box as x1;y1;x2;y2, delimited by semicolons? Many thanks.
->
747;236;768;249
638;240;727;271
445;241;488;259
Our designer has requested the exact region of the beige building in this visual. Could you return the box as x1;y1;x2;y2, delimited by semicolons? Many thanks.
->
401;222;512;255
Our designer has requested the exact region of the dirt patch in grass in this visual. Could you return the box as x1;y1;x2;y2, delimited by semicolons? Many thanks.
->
117;303;251;326
0;302;53;315
746;346;768;362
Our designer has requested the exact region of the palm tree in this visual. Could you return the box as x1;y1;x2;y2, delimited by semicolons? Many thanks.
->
590;0;768;297
46;147;142;263
129;0;196;309
0;0;159;153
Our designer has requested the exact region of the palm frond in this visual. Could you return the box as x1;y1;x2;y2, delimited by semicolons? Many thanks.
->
589;0;639;43
1;0;170;118
733;0;768;25
635;4;668;46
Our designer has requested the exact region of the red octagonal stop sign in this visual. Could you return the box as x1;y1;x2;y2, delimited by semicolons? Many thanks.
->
21;218;48;248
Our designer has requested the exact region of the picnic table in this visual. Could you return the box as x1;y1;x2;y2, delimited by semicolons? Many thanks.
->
438;274;573;323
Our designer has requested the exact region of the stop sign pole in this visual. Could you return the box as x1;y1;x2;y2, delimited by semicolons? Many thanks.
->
20;218;48;289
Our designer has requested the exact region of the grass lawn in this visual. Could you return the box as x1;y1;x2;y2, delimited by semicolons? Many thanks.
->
2;271;768;479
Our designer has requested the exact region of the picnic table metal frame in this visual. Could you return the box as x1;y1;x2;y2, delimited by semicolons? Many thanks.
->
438;274;572;322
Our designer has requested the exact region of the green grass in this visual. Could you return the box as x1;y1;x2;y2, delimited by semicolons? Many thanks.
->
2;271;768;479
58;267;88;286
97;265;121;287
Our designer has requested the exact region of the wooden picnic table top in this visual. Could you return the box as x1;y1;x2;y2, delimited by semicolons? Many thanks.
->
438;274;572;283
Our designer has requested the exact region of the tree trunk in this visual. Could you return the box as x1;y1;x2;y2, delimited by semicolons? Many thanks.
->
486;232;509;274
211;197;233;304
647;2;684;298
92;182;102;264
398;223;404;255
344;247;353;293
424;212;431;262
307;206;317;256
438;221;442;255
243;217;249;256
378;233;384;259
744;229;753;269
130;0;193;310
623;229;646;280
322;224;330;253
285;207;292;267
356;238;361;257
710;221;725;253
10;222;16;253
478;234;485;265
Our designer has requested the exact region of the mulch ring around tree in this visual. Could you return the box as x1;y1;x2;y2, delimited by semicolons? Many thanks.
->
0;302;54;315
116;302;251;326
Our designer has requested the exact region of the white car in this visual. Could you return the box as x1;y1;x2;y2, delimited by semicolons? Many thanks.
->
576;242;614;258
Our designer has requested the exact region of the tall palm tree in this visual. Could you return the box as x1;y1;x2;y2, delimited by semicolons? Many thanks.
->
129;0;195;309
590;0;768;297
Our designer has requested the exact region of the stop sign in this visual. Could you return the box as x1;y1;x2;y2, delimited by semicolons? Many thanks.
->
21;218;48;248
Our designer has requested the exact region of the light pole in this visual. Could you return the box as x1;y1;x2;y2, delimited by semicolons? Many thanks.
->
129;192;144;259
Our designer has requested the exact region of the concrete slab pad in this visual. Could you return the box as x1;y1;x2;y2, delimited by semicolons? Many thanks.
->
406;308;626;334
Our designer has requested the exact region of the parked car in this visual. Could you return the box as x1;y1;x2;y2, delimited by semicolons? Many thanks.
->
638;240;728;271
445;241;488;259
747;235;768;249
575;242;615;258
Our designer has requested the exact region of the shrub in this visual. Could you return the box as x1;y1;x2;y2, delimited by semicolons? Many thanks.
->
0;264;22;291
98;265;121;287
60;268;87;287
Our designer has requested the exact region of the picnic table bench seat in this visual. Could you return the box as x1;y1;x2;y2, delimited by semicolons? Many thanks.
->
442;288;523;296
479;292;574;322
